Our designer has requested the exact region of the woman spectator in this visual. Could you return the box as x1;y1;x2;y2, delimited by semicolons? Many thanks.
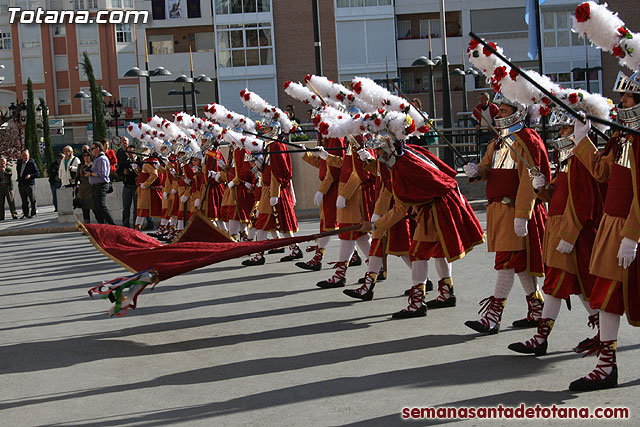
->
58;145;80;187
102;138;118;178
75;151;95;223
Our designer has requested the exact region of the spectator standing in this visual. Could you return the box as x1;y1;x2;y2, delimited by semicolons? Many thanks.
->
76;151;95;223
103;138;118;178
86;141;115;224
58;145;80;187
48;153;63;212
471;92;499;158
16;149;39;218
116;137;140;228
0;156;19;220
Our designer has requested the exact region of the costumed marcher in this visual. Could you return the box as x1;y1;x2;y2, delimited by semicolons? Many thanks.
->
567;1;640;391
358;130;485;318
238;92;302;264
343;142;413;301
463;38;559;334
203;139;227;230
185;152;205;221
314;135;374;289
218;139;253;241
463;96;551;333
508;99;610;356
297;132;346;271
134;152;162;231
153;152;178;239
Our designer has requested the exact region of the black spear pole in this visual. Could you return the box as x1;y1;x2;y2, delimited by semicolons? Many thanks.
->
469;31;639;137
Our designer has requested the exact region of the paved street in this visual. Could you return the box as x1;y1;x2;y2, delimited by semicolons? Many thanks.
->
1;214;639;426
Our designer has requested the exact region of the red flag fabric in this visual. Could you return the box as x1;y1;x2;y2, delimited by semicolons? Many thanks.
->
79;217;357;282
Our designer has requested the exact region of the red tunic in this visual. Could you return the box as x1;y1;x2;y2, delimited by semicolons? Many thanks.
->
204;150;226;220
376;145;485;262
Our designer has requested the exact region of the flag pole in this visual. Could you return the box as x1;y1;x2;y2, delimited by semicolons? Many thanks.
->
533;0;547;143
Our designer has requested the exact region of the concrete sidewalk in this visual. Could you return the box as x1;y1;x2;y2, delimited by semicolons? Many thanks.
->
0;205;77;237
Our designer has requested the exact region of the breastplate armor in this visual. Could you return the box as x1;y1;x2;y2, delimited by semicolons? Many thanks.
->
615;136;632;169
492;140;518;169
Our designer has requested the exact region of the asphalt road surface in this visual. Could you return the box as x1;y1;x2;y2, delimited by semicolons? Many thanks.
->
1;215;638;426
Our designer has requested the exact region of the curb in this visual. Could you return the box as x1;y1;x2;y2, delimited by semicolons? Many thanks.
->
0;224;78;237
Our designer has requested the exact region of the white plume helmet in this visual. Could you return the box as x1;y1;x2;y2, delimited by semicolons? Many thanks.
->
468;38;612;131
351;76;429;133
284;80;327;109
303;74;375;113
361;109;418;141
572;1;640;73
239;89;294;133
203;103;257;133
313;105;365;138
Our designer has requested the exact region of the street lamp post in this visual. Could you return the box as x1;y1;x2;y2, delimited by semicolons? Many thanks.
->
412;56;441;118
168;88;202;113
452;68;479;122
105;100;123;136
73;90;92;123
174;73;212;116
124;66;172;119
8;100;27;150
438;0;454;167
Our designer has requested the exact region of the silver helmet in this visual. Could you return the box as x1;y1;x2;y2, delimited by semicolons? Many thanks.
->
613;71;640;129
493;93;526;133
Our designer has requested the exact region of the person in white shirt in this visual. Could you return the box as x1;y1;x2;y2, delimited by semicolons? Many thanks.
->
58;145;80;187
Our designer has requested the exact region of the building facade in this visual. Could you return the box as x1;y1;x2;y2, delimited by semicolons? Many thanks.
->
0;0;618;151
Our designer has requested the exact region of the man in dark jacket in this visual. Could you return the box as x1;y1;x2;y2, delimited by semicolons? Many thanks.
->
116;137;140;227
0;155;19;220
48;153;63;212
16;149;40;218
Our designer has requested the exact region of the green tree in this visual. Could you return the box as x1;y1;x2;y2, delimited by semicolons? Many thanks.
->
81;52;107;141
39;97;54;168
24;78;44;172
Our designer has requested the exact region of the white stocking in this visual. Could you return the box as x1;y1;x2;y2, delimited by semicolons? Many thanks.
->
248;227;257;240
269;230;280;239
599;310;621;342
228;219;240;236
170;217;178;226
434;258;452;279
355;234;371;259
135;216;145;226
339;239;356;263
494;269;515;299
160;218;169;226
540;294;562;320
317;236;331;249
411;260;429;286
368;256;383;274
177;219;184;230
518;272;537;295
256;229;268;241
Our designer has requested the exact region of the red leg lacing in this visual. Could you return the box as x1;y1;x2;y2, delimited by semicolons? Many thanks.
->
404;284;425;312
326;261;348;284
434;279;453;302
353;272;377;296
522;318;554;349
574;313;601;356
526;292;544;321
477;296;506;329
585;341;617;380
